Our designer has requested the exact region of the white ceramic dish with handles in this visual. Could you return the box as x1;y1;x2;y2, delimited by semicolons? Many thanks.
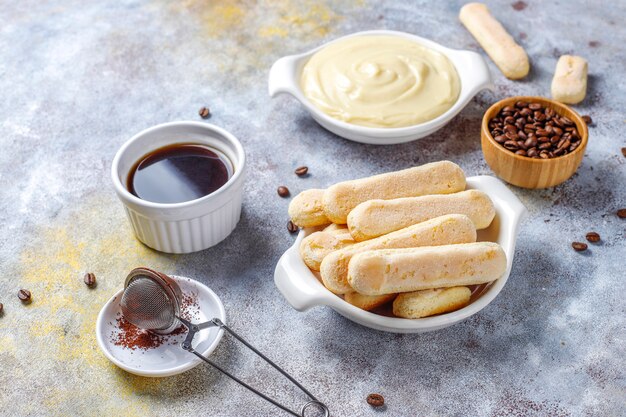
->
268;30;493;145
274;176;526;333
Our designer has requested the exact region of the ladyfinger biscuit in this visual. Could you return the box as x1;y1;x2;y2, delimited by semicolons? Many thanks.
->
320;214;477;294
322;161;466;224
299;229;354;271
551;55;588;104
344;292;397;311
459;3;529;79
393;287;471;319
347;242;506;296
347;190;495;241
323;223;348;233
288;189;330;227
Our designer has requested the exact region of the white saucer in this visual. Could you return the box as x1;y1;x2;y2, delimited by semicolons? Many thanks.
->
95;275;226;377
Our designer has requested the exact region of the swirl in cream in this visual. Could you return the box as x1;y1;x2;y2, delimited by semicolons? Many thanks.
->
301;36;461;128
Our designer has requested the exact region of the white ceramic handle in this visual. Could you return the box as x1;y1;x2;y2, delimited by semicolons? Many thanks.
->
274;251;325;311
460;50;494;94
268;55;300;97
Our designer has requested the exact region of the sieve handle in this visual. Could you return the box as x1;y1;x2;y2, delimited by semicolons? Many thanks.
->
178;317;329;417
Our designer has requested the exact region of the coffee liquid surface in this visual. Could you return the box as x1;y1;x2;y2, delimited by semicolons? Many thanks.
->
127;144;232;204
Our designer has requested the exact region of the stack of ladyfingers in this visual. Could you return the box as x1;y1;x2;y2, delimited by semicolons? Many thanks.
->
289;161;507;319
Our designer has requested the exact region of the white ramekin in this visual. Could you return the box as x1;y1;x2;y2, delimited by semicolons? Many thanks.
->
111;121;246;254
268;30;493;145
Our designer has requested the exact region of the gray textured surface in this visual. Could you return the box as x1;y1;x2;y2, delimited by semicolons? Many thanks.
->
0;1;624;416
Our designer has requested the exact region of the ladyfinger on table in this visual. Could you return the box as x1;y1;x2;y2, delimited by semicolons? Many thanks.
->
551;55;588;104
288;189;330;227
344;292;397;311
347;190;495;241
299;229;354;271
393;287;471;319
459;3;529;79
347;242;506;296
320;214;477;294
322;161;466;224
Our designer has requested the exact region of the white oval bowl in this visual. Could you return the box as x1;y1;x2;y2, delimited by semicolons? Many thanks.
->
95;275;226;377
274;176;526;333
268;30;493;145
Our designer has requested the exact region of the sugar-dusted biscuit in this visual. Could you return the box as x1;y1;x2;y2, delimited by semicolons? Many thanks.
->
347;190;495;241
320;214;476;294
347;242;506;296
393;287;471;319
288;189;330;227
459;3;529;79
299;229;354;271
322;161;465;224
551;55;588;104
344;292;397;311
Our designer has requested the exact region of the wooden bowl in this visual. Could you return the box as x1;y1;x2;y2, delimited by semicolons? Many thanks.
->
481;96;588;189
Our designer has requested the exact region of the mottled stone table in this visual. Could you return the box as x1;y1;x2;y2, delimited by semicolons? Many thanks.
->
0;1;624;416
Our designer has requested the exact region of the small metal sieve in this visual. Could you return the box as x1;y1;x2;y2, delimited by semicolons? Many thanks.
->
120;267;329;417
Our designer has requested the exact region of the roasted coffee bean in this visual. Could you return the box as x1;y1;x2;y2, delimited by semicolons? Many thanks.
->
572;242;588;252
504;116;515;124
504;140;519;150
494;135;507;143
528;103;542;110
539;152;549;159
538;136;550;143
505;131;519;141
621;147;626;158
515;150;527;156
527;148;538;157
502;105;515;113
18;289;31;303
294;166;308;176
538;142;552;150
287;220;299;233
0;303;3;315
524;138;536;148
585;232;600;243
516;100;528;108
561;116;574;126
84;272;97;288
367;394;385;407
618;209;626;219
518;130;527;140
198;106;211;119
277;186;290;197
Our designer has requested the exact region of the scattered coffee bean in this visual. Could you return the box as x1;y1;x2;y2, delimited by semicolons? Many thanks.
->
295;166;308;176
572;242;588;252
198;106;211;119
488;101;583;159
287;220;299;233
84;272;97;288
585;232;600;243
621;148;626;158
0;303;3;315
277;186;290;197
18;289;31;303
367;393;385;407
617;209;626;219
581;115;592;125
